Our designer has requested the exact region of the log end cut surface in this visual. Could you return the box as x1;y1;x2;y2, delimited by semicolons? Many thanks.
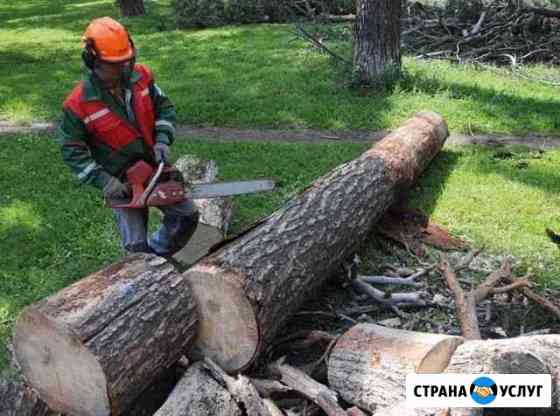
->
185;264;258;372
14;310;109;416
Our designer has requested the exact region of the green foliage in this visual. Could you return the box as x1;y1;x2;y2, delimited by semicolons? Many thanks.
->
173;0;355;27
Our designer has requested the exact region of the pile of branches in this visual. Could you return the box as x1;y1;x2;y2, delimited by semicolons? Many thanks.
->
403;0;560;65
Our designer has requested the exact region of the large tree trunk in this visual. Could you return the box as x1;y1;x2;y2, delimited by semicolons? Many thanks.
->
353;0;401;84
117;0;145;17
13;254;198;416
328;323;463;413
185;111;449;372
172;155;233;266
154;362;242;416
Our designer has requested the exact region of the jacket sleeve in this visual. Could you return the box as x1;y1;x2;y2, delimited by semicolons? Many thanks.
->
58;107;112;190
150;81;177;146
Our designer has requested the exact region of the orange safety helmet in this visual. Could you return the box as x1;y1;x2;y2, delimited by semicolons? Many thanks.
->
82;17;134;64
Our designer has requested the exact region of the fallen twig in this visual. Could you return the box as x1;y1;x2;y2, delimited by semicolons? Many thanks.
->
441;257;530;340
358;268;427;288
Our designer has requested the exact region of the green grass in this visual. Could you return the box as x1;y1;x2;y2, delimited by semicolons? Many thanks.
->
2;0;560;135
3;135;560;375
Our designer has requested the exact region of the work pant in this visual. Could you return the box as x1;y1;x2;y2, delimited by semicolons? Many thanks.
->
112;198;199;256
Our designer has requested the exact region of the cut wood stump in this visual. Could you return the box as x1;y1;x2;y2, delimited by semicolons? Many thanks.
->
328;323;463;412
172;155;233;265
13;254;199;416
154;361;242;416
185;111;449;372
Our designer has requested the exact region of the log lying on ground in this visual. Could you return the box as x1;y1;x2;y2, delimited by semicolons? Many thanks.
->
185;111;449;372
0;379;50;416
172;155;233;266
154;361;242;416
328;323;463;413
13;254;199;416
445;336;560;411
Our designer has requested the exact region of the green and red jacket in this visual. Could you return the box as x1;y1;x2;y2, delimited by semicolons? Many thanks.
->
58;64;176;190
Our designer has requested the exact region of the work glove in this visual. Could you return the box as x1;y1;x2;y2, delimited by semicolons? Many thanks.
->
103;176;130;200
154;143;170;164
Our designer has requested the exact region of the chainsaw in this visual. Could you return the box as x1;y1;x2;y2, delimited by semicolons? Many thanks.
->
108;160;275;208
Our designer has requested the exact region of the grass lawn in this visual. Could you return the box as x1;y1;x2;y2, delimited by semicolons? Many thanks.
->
2;0;560;135
2;134;560;375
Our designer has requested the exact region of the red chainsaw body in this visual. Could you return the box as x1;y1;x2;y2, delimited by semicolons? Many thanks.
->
109;160;187;209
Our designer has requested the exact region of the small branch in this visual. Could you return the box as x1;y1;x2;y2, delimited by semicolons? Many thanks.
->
250;378;293;398
473;258;511;303
503;275;560;322
490;278;529;294
526;6;560;18
204;358;272;416
269;361;347;416
358;269;426;288
294;24;352;67
352;279;427;307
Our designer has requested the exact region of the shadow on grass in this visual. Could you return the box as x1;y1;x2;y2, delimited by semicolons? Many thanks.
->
399;67;560;135
466;145;560;196
404;149;462;217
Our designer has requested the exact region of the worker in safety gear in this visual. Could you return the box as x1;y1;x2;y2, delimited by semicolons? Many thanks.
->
58;17;199;256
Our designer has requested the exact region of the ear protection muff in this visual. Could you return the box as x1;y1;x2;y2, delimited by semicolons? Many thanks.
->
81;35;136;70
81;39;97;70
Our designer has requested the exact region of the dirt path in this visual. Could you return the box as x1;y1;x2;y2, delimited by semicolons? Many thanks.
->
3;120;560;150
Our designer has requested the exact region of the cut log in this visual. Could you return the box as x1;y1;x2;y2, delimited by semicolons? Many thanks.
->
0;379;50;416
185;111;449;372
154;361;242;416
172;155;233;265
328;323;463;413
13;254;199;416
445;335;560;410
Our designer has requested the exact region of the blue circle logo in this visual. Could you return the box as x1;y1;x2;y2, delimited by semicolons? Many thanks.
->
470;376;498;405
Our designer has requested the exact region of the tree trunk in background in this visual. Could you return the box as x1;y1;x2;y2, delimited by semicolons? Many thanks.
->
353;0;402;85
117;0;146;17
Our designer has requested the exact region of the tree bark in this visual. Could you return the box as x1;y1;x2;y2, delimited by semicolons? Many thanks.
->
184;111;448;372
117;0;145;17
445;336;560;411
0;379;50;416
172;155;233;266
353;0;401;84
328;323;463;413
154;362;242;416
13;254;198;416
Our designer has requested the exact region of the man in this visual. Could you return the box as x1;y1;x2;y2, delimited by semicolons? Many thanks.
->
59;17;199;257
